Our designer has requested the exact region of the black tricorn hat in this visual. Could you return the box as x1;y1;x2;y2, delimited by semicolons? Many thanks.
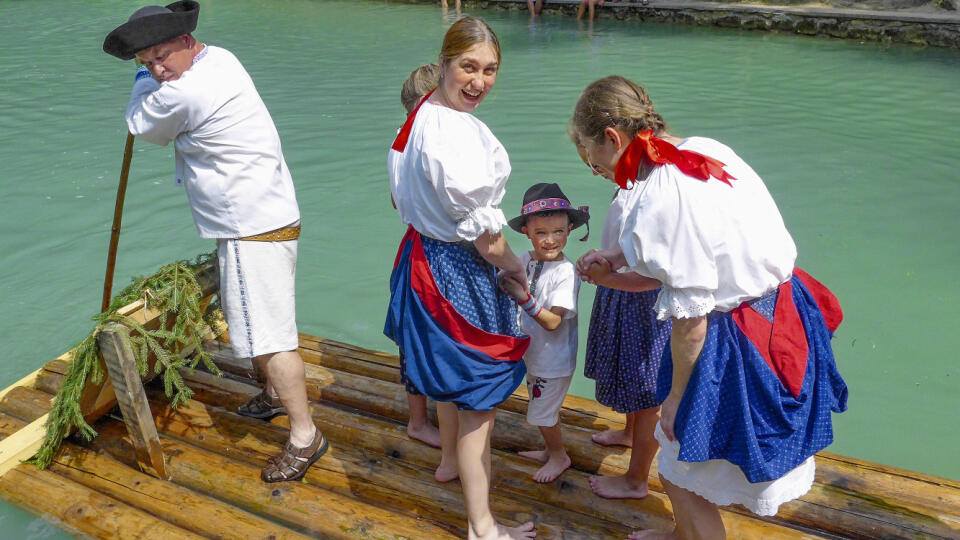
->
103;1;200;60
508;183;590;240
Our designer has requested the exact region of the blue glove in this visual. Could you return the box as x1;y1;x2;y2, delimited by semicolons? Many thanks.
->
134;65;152;82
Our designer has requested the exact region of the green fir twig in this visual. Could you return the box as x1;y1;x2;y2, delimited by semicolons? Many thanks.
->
29;252;222;469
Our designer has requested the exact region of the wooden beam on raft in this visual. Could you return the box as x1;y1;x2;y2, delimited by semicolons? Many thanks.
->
0;463;206;540
97;323;167;480
172;371;821;540
0;415;48;478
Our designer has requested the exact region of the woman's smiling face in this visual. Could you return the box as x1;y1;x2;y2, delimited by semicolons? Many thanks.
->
437;42;499;112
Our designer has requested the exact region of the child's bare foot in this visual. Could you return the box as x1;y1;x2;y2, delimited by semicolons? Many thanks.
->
435;459;459;483
626;529;677;540
469;521;537;540
407;421;442;448
589;475;649;499
532;453;571;483
591;428;633;447
518;449;550;463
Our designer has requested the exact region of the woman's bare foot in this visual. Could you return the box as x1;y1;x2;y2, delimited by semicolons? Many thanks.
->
469;521;537;540
408;421;442;448
592;428;633;447
626;529;677;540
435;458;459;483
589;474;649;499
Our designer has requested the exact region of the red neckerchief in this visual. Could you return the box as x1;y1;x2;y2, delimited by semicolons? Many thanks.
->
391;89;435;153
613;130;736;189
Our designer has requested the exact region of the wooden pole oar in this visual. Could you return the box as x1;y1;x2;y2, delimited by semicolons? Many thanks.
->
101;132;136;313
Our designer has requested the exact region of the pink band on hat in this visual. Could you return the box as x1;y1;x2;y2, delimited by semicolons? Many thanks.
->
521;198;571;216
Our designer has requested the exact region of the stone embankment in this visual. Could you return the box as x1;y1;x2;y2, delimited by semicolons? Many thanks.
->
432;0;960;48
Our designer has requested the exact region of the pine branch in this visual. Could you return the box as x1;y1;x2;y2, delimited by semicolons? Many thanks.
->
28;252;220;469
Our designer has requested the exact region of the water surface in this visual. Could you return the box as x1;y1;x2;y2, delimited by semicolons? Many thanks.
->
1;0;957;535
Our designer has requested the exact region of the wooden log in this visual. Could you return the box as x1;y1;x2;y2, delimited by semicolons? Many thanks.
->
34;368;65;396
97;323;167;480
0;385;53;423
199;347;960;540
291;336;960;538
77;259;219;427
0;463;205;540
174;371;824;540
137;390;639;539
50;443;312;540
293;336;629;431
0;412;27;440
88;421;461;539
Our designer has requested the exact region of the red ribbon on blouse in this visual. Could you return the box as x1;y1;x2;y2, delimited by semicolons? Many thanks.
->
613;130;737;189
391;89;435;153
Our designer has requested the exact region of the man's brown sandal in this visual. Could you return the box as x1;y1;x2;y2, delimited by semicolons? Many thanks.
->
237;390;286;420
261;429;328;483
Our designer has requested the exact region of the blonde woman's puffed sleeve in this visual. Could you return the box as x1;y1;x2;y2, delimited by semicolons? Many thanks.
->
619;169;720;320
419;112;510;242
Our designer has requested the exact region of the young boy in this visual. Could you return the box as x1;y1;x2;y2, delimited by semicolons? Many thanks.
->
502;183;589;483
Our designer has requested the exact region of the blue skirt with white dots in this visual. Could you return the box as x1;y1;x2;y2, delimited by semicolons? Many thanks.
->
656;275;848;483
384;227;528;411
584;286;671;413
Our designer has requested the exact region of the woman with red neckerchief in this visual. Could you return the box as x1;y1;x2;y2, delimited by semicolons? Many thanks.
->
385;17;536;540
573;76;848;540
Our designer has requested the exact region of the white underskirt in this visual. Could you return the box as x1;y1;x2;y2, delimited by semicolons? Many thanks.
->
654;423;814;516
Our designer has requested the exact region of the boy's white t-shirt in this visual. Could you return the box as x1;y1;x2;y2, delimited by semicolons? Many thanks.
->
518;251;580;378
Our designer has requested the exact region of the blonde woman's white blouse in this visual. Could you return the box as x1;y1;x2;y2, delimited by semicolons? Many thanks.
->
619;137;797;320
388;100;510;242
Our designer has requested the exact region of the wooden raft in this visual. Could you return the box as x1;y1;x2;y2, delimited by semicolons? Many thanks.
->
0;330;958;537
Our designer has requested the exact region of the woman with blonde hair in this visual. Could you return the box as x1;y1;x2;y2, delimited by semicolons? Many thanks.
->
385;17;536;540
573;75;848;539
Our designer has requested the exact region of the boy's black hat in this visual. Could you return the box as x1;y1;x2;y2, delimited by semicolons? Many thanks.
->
103;1;200;60
507;183;590;237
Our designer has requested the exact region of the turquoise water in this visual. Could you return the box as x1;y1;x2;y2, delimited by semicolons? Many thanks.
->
1;0;958;535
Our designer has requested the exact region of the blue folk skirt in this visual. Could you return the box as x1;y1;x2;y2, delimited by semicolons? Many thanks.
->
585;286;672;413
384;227;528;411
656;275;849;483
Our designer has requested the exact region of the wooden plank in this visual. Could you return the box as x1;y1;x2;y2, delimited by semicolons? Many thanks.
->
98;323;167;480
0;412;28;440
0;386;54;423
158;378;820;540
90;420;463;539
291;337;960;535
0;463;205;540
135;392;642;539
0;414;48;478
51;443;313;540
194;346;960;539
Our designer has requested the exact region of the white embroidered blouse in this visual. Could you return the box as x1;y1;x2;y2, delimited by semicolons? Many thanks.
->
388;99;510;242
126;45;300;239
619;137;797;320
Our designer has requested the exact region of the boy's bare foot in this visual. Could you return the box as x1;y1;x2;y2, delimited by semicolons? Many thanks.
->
434;459;459;483
407;421;442;448
469;521;537;540
532;453;571;483
627;529;678;540
589;475;649;499
591;428;633;447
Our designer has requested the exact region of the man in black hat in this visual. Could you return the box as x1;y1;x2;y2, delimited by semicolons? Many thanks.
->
104;1;326;483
